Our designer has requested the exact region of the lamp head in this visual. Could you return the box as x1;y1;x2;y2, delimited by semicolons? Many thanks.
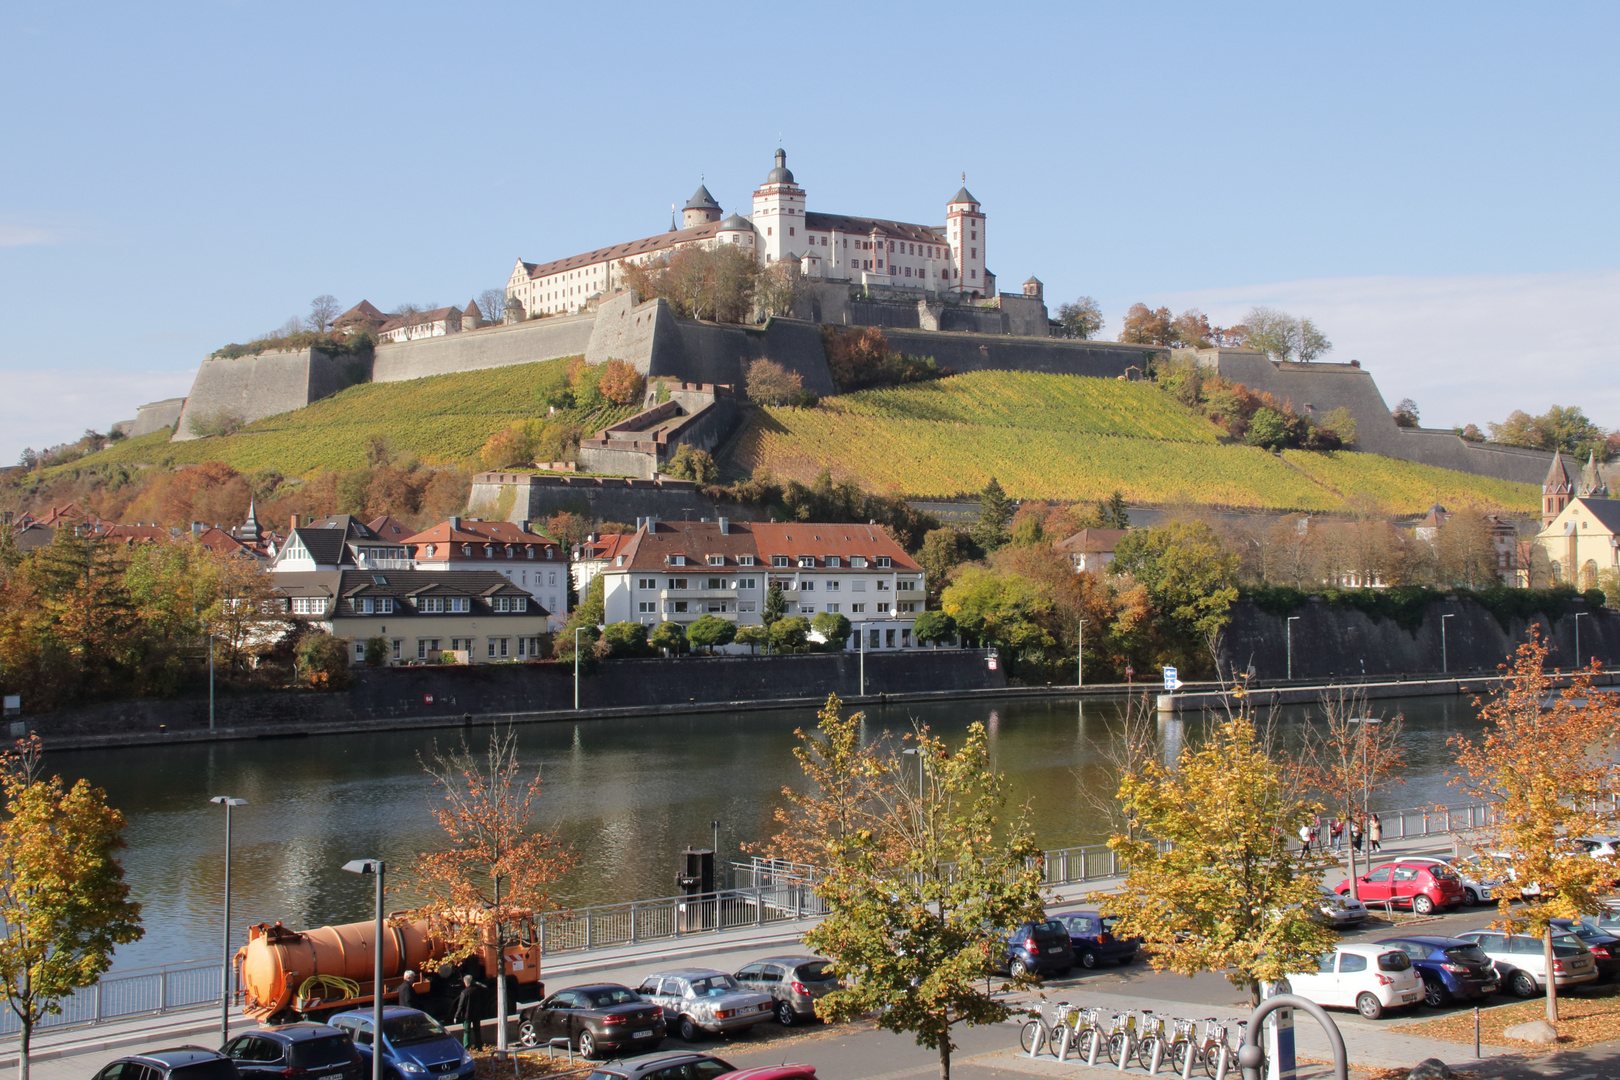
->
210;796;247;807
343;859;385;875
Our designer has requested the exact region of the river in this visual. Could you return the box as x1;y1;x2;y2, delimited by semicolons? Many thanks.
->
47;691;1487;971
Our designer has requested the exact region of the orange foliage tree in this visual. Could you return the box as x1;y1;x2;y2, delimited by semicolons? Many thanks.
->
1452;631;1620;1023
596;359;645;406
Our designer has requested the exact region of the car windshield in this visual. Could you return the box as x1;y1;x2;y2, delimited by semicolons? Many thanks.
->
688;975;740;996
383;1014;448;1045
1034;920;1067;935
1377;951;1411;972
170;1063;238;1080
794;961;833;981
289;1038;355;1069
584;988;641;1008
1445;944;1489;965
1427;864;1458;881
1553;934;1589;957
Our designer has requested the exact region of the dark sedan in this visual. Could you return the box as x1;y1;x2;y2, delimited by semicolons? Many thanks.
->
1553;918;1620;981
1375;936;1500;1007
518;983;666;1059
223;1024;361;1080
1052;910;1140;969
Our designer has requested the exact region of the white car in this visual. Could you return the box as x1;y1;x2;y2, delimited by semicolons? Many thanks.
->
1400;856;1499;905
1282;942;1423;1020
1453;929;1600;998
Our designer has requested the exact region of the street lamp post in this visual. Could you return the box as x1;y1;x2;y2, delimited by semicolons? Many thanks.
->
209;634;217;731
343;859;387;1080
859;625;866;697
574;627;585;710
1440;613;1455;674
210;796;246;1045
1575;610;1588;669
1286;616;1301;681
1077;618;1089;687
901;747;925;794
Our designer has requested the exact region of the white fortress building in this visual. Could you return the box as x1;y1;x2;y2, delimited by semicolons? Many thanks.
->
506;149;992;318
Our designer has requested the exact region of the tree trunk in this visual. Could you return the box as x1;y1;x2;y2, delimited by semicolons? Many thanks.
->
937;1039;950;1080
1249;978;1263;1008
20;1016;30;1080
1545;925;1559;1024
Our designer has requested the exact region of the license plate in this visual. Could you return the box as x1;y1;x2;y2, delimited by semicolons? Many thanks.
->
633;1030;654;1039
1047;947;1064;954
1483;983;1498;993
1401;992;1420;1002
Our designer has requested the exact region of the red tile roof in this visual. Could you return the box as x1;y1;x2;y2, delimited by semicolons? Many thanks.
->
575;533;635;562
1054;528;1128;554
403;519;563;562
519;221;727;281
750;522;919;571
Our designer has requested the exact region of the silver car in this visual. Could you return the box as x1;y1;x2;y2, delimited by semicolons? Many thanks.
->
634;969;774;1043
1312;885;1369;928
733;955;841;1026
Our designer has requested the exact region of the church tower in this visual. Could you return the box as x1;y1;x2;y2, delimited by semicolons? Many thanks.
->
682;183;722;229
751;149;805;266
1543;449;1573;529
1579;449;1609;498
946;183;985;296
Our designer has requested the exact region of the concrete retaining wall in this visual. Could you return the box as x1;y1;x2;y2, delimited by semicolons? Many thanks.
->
1218;595;1617;681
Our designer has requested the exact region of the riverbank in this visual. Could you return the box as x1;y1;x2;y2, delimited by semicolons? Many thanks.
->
1156;669;1620;712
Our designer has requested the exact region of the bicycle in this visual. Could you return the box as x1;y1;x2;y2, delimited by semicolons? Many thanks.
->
1104;1009;1139;1066
1066;1006;1106;1062
1018;1000;1069;1056
1169;1017;1228;1079
1132;1010;1167;1072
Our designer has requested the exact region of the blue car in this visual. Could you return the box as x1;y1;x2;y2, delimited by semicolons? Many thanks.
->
1375;936;1500;1007
994;919;1074;978
329;1008;476;1080
1051;910;1141;969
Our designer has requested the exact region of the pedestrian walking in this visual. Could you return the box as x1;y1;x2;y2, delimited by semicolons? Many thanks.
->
1298;823;1313;854
1369;813;1383;852
1350;818;1364;853
397;970;417;1012
1329;818;1344;851
455;974;487;1050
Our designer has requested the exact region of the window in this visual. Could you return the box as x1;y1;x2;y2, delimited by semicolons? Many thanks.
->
354;597;373;614
868;629;880;648
739;601;757;613
547;571;556;585
772;555;791;567
417;639;440;659
877;602;890;614
900;601;918;613
461;544;472;556
667;577;688;590
876;556;892;568
825;580;840;591
797;555;816;568
707;577;724;590
392;639;402;660
354;641;365;659
669;555;686;566
451;597;470;613
799;603;815;614
526;547;534;559
796;580;812;591
877;580;891;591
850;603;866;613
1339;953;1368;973
850;556;867;568
292;597;327;615
825;555;841;567
737;577;757;590
897;579;919;591
851;580;867;593
738;555;755;566
665;600;689;613
638;578;657;590
826;603;840;613
707;554;725;566
638;601;656;613
420;596;444;613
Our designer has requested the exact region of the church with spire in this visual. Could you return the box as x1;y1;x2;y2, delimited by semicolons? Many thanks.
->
1534;448;1618;587
506;149;996;319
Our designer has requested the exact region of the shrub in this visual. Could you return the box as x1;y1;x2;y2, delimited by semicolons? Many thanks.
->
687;614;736;653
746;358;806;406
810;611;851;651
769;615;811;654
601;620;651;657
665;443;719;484
598;359;646;406
820;326;946;392
649;621;687;655
363;636;388;667
735;625;769;654
187;408;247;439
911;610;957;647
295;632;352;690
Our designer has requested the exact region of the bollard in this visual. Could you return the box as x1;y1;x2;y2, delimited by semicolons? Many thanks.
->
1214;1044;1230;1080
1149;1039;1164;1075
1181;1039;1197;1080
1117;1034;1133;1071
1087;1026;1104;1067
1056;1024;1072;1062
1473;1007;1480;1058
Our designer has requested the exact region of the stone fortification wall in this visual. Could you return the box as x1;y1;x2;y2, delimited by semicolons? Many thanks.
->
372;314;593;383
171;348;360;441
885;329;1165;377
1219;595;1616;681
468;472;757;526
1202;350;1556;485
848;299;921;329
126;398;185;437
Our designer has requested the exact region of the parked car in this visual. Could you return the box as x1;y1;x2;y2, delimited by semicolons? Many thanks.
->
1336;859;1465;914
1051;910;1140;967
582;1051;736;1080
93;1049;240;1080
1280;943;1423;1019
634;969;774;1043
1575;836;1620;884
1392;856;1500;906
994;919;1075;978
517;983;666;1059
1452;929;1600;998
223;1024;362;1080
721;1069;817;1080
733;955;840;1026
328;1007;475;1080
1309;885;1369;928
1551;918;1620;981
1374;936;1501;1006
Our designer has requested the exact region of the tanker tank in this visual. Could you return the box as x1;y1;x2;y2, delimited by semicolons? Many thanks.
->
236;912;543;1024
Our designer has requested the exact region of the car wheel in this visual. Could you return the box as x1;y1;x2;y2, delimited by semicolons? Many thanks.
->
516;1022;539;1048
1356;992;1384;1020
576;1031;597;1060
1413;895;1435;915
1079;950;1098;969
1511;971;1539;999
1423;978;1449;1008
1463;888;1480;906
1010;957;1031;979
679;1015;702;1042
775;1000;797;1026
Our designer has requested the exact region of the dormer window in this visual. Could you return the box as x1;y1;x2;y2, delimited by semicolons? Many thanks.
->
505;545;514;558
707;554;725;566
798;556;816;568
876;556;892;568
850;556;868;568
461;544;472;557
526;547;535;559
424;544;436;557
739;555;755;566
668;554;686;566
484;545;494;559
825;555;842;568
772;555;791;567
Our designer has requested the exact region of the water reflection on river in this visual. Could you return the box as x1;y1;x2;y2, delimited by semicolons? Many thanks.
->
50;691;1485;970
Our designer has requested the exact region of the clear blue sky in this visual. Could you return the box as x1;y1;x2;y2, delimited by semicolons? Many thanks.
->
3;1;1617;462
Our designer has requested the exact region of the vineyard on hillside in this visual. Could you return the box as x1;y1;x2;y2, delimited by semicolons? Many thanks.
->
731;371;1540;514
58;357;635;477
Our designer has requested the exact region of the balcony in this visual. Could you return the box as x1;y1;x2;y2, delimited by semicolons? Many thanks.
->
358;557;415;570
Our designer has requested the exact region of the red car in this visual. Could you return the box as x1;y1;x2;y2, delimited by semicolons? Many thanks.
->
722;1069;816;1079
1338;860;1465;914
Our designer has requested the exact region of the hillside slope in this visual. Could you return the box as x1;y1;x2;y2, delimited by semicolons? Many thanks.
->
730;371;1540;514
57;357;624;477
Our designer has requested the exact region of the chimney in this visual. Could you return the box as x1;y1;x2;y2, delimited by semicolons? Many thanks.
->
635;517;644;530
719;517;729;534
191;521;202;534
289;513;301;530
450;515;461;531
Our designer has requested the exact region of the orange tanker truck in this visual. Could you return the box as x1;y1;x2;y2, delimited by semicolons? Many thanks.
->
236;910;544;1025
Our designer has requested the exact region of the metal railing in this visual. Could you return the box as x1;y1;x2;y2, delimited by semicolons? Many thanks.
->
15;795;1608;1041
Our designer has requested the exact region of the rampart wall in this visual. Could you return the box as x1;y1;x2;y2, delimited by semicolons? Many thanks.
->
467;472;758;526
127;398;185;438
171;348;363;441
372;314;594;382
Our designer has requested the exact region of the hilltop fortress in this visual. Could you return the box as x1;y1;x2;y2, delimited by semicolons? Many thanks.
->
162;148;1562;489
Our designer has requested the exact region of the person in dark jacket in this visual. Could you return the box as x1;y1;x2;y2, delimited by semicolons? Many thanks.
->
396;971;417;1012
454;974;486;1049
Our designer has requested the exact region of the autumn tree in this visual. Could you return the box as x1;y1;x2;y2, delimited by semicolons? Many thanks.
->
1055;296;1104;339
1245;307;1332;363
596;358;645;406
664;443;717;484
799;707;1044;1080
744;358;805;405
1110;520;1239;670
754;260;802;319
1391;398;1421;428
1119;303;1174;345
410;730;576;1050
1302;689;1406;899
1103;707;1335;1005
621;245;759;324
1451;632;1620;1023
0;737;143;1080
306;295;341;333
1487;405;1611;459
1170;308;1214;348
